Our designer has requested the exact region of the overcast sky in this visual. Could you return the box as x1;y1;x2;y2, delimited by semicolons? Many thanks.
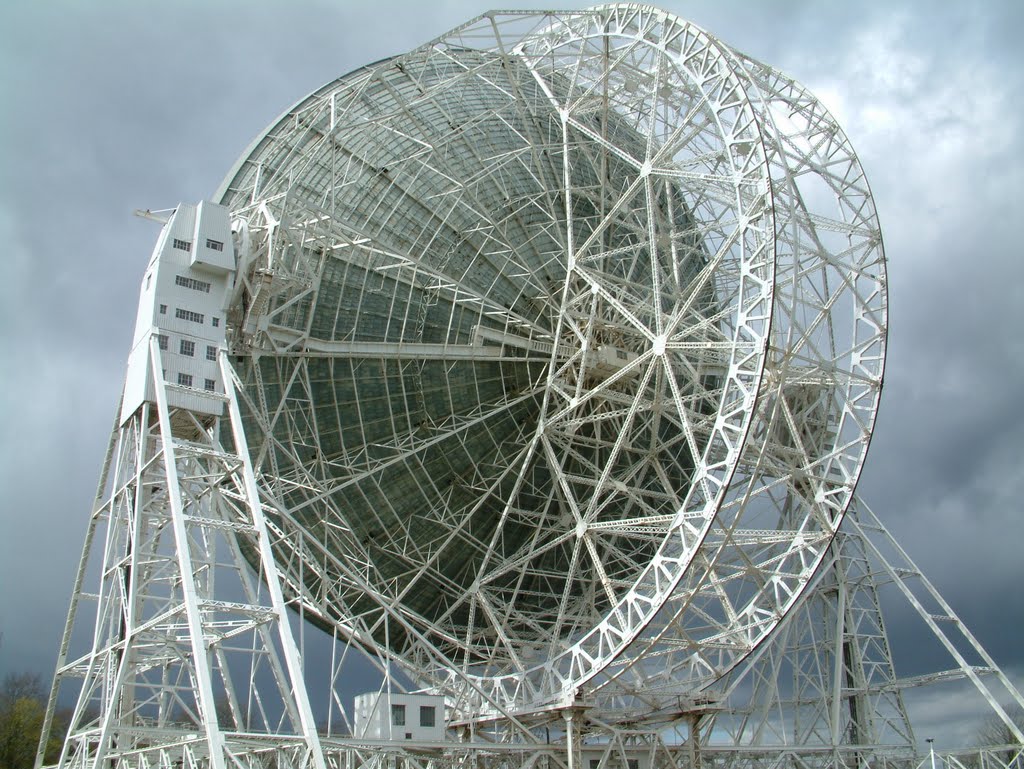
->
1;0;1022;750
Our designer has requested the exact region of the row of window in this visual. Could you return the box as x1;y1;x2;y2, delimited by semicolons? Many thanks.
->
176;308;204;324
156;304;221;327
178;340;219;360
176;373;217;391
174;274;212;293
172;237;225;253
391;704;435;728
156;334;218;361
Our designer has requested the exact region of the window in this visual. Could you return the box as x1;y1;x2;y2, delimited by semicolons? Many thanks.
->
175;308;204;324
204;378;216;391
206;345;217;361
206;238;224;252
615;349;627;360
175;274;211;293
177;373;192;387
391;704;406;726
172;238;192;252
212;317;220;328
156;334;168;351
590;762;601;769
180;339;195;357
159;304;167;315
419;706;435;728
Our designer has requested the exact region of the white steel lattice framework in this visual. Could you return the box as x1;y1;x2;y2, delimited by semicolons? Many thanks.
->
39;6;1024;769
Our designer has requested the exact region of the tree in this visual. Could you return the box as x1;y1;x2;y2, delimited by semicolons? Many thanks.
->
0;673;65;769
974;706;1023;768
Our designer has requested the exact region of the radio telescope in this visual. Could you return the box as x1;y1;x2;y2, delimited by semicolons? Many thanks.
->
213;3;884;714
40;6;1023;769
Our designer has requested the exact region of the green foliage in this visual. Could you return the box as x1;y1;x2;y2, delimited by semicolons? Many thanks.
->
0;673;64;769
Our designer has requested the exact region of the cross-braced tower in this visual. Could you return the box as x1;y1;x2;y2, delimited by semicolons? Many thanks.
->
41;204;325;769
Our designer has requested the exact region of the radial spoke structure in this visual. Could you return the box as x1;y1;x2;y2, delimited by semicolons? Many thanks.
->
210;4;882;713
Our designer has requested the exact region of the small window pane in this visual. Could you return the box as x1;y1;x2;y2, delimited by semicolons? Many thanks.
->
419;705;435;728
391;704;405;726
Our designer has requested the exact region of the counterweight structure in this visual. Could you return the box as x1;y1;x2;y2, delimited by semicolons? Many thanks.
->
40;6;1024;769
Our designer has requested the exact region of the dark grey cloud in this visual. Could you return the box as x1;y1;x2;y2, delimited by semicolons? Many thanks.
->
1;0;1021;749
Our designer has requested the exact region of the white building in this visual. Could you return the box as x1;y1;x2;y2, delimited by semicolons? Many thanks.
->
352;692;445;741
121;201;234;424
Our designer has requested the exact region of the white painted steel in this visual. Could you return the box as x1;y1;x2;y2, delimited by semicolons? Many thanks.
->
48;350;327;769
215;4;883;714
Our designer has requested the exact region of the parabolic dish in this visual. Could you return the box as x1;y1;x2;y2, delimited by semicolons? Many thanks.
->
215;5;886;713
